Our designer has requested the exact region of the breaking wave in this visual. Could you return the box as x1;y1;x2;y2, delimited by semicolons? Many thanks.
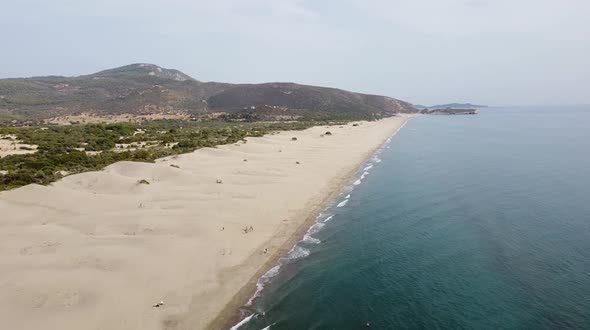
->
246;266;281;306
303;234;321;244
285;245;311;260
307;222;325;235
337;199;349;207
229;313;256;330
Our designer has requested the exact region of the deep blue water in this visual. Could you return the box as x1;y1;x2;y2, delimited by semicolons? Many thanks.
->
236;106;590;330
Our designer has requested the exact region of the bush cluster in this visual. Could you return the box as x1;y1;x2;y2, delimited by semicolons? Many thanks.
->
0;119;346;191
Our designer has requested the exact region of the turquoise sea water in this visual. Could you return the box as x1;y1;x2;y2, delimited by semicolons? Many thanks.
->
235;106;590;330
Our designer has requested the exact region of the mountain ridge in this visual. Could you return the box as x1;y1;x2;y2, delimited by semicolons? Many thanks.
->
0;64;416;124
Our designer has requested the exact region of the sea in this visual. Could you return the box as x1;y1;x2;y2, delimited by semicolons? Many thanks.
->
232;106;590;330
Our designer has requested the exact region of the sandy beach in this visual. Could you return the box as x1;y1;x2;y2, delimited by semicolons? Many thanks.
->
0;115;409;330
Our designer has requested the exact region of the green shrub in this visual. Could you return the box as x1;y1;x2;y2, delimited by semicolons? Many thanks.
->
0;119;341;191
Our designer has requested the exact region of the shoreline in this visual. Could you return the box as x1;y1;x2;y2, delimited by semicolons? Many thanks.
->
209;117;411;329
0;115;411;330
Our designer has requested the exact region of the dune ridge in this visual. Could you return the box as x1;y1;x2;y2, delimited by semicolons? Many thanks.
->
0;116;410;330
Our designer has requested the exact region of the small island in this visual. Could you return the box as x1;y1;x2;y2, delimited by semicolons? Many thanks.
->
420;108;478;115
415;102;485;115
431;103;486;109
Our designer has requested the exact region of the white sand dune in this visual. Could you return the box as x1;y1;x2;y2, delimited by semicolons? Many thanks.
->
0;116;410;330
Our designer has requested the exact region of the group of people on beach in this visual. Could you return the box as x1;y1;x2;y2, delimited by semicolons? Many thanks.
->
219;225;255;234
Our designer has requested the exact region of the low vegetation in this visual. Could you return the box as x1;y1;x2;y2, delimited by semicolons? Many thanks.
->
0;119;342;191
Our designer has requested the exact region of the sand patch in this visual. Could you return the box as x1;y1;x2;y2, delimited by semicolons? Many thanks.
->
0;135;38;158
44;113;190;125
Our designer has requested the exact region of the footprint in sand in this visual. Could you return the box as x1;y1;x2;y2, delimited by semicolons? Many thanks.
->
19;242;61;255
56;289;81;307
31;294;48;308
29;289;81;308
73;255;116;271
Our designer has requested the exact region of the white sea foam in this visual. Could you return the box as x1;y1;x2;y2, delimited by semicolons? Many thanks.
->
286;245;310;260
229;313;256;330
307;222;325;235
246;266;281;306
261;326;272;330
353;179;362;185
246;240;313;305
303;234;321;244
336;199;348;207
323;215;334;222
340;184;354;194
363;164;374;171
345;194;351;199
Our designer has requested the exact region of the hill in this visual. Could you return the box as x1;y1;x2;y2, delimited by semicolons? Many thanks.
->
87;63;196;82
0;64;415;124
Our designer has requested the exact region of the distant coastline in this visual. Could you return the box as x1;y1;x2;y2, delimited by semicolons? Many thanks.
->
420;108;478;115
415;103;487;110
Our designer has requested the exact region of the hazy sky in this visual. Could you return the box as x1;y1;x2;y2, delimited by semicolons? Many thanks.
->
1;0;589;105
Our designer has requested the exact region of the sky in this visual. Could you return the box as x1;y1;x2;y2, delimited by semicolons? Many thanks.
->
1;0;589;106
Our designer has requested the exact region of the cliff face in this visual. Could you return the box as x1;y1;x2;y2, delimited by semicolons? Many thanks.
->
0;64;416;123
